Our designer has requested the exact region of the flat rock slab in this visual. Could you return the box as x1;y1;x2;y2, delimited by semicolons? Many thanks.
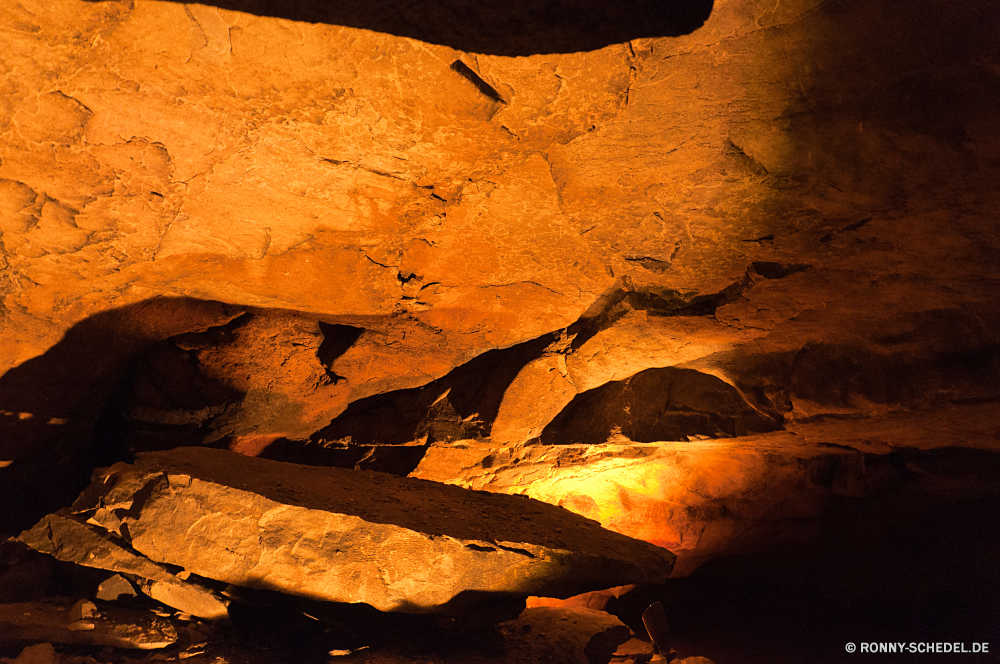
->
19;513;229;620
69;447;675;614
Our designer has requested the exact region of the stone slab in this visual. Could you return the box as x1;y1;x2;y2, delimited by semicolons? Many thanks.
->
71;447;675;614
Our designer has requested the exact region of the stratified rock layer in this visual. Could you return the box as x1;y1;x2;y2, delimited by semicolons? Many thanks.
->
2;0;1000;539
69;447;675;614
413;404;1000;574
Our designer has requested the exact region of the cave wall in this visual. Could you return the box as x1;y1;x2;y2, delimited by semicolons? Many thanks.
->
1;0;999;583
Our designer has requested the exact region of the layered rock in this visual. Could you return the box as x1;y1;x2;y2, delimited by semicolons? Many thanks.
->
57;447;674;614
1;0;999;660
3;0;1000;541
413;403;1000;574
19;513;229;620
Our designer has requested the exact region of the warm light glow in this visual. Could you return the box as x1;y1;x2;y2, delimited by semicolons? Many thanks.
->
422;436;835;575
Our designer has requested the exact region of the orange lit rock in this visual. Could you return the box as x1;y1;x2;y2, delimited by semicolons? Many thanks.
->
68;447;675;613
19;513;229;620
2;0;997;398
413;404;1000;575
415;436;854;575
0;0;999;644
495;607;632;664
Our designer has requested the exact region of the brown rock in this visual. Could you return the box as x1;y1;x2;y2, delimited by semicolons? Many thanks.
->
413;404;1000;575
95;574;137;602
0;600;177;649
528;585;636;613
69;447;675;614
19;514;229;620
10;643;59;664
68;599;97;622
613;637;654;659
0;0;999;659
497;607;633;664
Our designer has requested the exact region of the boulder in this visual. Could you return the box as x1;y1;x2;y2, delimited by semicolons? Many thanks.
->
497;607;633;664
95;574;137;602
65;447;675;614
9;643;59;664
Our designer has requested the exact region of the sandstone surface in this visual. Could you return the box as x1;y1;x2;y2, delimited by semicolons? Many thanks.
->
19;513;230;620
64;447;675;613
2;0;999;531
1;0;999;659
413;403;1000;574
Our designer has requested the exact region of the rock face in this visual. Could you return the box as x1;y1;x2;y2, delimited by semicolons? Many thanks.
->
413;403;1000;574
59;447;675;614
2;0;1000;528
1;0;1000;658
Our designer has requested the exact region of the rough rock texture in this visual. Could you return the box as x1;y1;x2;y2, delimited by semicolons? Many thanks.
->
61;447;674;613
19;513;229;620
413;403;1000;574
6;643;59;664
2;0;1000;534
1;0;1000;658
490;607;633;664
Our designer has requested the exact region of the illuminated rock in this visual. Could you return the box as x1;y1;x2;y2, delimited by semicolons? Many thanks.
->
3;0;1000;546
414;405;1000;575
68;447;674;614
414;436;856;575
19;513;230;620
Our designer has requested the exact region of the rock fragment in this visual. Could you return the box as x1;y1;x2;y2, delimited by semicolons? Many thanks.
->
96;574;137;602
10;643;59;664
611;637;654;662
68;447;675;614
69;599;97;622
0;600;177;649
19;514;228;620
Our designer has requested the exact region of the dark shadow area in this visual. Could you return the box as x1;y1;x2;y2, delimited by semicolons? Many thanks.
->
0;297;244;536
224;586;453;662
598;451;1000;663
296;333;556;460
93;316;253;467
259;436;431;475
316;322;365;384
541;367;782;445
89;0;715;56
